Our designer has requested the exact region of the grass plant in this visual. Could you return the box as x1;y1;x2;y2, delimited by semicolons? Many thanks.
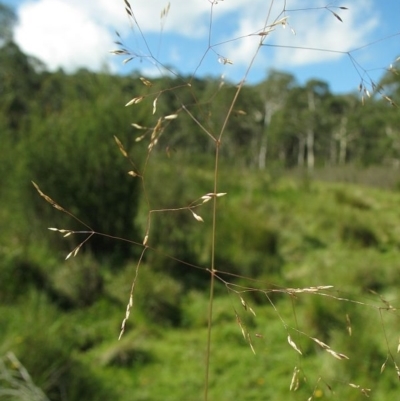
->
26;1;400;400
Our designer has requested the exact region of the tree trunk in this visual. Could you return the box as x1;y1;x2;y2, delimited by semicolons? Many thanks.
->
298;135;305;166
337;116;348;165
306;128;314;169
306;90;316;170
330;136;337;165
257;104;273;170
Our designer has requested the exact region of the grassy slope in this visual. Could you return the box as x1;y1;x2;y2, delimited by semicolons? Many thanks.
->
2;174;400;400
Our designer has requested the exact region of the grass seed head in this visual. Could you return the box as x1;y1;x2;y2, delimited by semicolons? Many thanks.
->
288;335;302;355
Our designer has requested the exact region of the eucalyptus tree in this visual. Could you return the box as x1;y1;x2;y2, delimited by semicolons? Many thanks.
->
323;94;360;166
0;41;41;133
254;70;296;169
0;2;16;43
268;78;330;168
376;56;400;103
365;57;400;165
301;79;330;169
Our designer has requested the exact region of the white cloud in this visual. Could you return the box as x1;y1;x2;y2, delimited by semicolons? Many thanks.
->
14;0;117;72
270;0;379;67
129;0;251;37
11;0;381;76
218;0;379;71
12;0;219;72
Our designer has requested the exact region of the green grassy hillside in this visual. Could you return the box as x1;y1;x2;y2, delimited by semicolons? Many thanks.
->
2;171;400;400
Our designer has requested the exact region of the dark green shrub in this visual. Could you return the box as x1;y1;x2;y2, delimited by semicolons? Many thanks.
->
340;221;379;248
18;72;146;262
134;267;184;326
51;254;104;308
16;333;114;401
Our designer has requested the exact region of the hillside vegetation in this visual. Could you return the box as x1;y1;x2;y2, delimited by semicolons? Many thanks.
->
1;13;400;400
2;162;400;399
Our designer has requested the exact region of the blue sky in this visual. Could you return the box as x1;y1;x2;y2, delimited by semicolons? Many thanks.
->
3;0;400;93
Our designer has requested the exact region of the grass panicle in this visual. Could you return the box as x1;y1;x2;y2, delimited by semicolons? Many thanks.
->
30;1;400;399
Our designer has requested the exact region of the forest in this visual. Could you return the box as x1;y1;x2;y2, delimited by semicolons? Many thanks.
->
1;2;400;400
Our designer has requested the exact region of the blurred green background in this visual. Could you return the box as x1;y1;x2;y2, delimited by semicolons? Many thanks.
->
1;5;400;399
